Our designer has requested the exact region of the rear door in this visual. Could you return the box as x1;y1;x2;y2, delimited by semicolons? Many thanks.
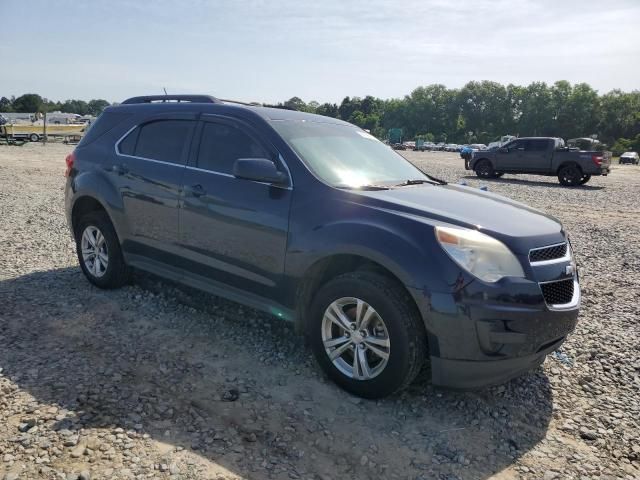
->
518;139;552;172
178;115;293;303
113;113;196;259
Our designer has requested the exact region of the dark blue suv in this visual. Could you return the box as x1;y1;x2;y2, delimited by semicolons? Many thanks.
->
65;95;580;398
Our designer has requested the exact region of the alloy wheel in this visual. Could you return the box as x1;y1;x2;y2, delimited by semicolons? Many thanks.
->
561;167;580;185
81;225;109;278
321;297;391;380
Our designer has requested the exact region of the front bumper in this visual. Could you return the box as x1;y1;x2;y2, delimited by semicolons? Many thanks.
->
430;334;565;389
408;273;580;389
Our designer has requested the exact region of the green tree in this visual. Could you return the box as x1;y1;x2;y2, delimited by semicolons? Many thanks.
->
12;93;44;113
282;96;308;112
0;96;13;112
88;99;110;116
315;102;339;118
61;99;90;115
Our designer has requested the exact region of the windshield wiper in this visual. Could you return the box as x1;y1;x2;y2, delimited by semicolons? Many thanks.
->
335;184;390;191
395;179;433;186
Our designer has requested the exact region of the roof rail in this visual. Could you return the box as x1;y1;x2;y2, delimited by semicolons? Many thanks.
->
121;95;221;105
219;98;262;107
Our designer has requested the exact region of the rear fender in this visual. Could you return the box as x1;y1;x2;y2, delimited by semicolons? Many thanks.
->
69;169;129;240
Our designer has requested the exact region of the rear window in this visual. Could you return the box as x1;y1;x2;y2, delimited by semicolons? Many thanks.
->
118;120;195;165
78;111;132;146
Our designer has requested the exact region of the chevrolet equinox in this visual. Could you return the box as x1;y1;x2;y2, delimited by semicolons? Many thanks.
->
64;95;580;398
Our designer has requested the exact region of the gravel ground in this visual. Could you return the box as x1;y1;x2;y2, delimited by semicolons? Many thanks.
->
0;143;638;480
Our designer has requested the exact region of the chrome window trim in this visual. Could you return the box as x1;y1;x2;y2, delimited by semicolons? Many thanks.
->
114;124;187;167
538;277;581;311
185;165;235;178
114;122;294;190
529;242;571;266
184;165;292;190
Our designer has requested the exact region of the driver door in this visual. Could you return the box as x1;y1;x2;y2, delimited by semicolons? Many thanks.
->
496;139;525;171
178;115;293;303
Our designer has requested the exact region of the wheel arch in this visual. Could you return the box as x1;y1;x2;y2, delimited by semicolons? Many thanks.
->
556;160;583;175
471;156;493;169
71;195;112;236
294;253;421;334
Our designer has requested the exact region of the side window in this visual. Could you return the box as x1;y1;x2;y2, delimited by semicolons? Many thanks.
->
118;127;138;155
197;122;269;174
508;140;524;151
525;139;548;151
121;120;194;164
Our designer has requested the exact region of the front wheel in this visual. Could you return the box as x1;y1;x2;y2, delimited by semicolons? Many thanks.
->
308;272;427;399
474;159;495;178
29;133;39;142
558;164;583;186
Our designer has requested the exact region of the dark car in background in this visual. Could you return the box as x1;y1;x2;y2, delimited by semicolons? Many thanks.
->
468;137;611;185
65;95;580;398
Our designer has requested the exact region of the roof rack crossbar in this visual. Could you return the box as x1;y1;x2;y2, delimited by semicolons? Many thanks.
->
121;95;221;105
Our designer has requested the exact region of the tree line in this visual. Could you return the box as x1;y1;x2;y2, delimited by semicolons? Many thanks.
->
267;81;640;155
0;94;109;117
3;81;640;154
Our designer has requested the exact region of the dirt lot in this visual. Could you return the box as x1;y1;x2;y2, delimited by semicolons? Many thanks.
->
0;143;638;480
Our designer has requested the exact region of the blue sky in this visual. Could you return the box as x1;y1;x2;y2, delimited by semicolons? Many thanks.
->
1;0;638;103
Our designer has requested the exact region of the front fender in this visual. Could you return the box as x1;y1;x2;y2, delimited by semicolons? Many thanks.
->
286;205;458;296
470;156;494;170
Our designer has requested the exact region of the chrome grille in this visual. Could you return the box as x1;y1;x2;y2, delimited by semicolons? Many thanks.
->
540;278;574;305
529;243;567;263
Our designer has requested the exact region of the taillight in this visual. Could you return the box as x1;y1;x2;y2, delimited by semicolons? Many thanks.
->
64;152;75;177
591;154;603;166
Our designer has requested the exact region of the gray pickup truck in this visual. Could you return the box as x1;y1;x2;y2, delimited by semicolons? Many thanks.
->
467;137;611;186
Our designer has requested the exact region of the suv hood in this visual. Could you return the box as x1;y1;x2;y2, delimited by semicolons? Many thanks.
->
353;184;563;253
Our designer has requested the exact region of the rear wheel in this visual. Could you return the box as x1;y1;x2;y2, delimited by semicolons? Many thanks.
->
558;164;583;186
74;211;130;289
29;133;39;142
579;174;591;185
474;160;495;178
308;271;427;399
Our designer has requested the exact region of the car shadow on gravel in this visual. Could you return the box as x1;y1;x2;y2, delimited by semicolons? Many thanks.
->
461;175;606;190
0;267;555;480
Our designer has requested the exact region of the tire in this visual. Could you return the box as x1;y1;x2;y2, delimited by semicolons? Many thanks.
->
74;211;130;289
579;174;591;185
558;164;583;186
29;133;39;142
308;271;427;399
474;159;495;178
495;172;504;178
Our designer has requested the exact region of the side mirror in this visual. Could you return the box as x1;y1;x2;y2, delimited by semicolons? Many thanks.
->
498;147;508;153
233;158;288;185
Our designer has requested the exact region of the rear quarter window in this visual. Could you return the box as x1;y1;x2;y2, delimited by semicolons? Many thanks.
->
78;111;132;146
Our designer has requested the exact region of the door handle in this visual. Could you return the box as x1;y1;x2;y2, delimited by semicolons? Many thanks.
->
187;184;206;197
111;164;128;175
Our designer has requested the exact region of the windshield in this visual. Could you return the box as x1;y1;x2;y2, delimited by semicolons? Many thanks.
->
271;120;429;188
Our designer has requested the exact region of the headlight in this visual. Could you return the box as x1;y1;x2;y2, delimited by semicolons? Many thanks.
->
435;226;525;283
